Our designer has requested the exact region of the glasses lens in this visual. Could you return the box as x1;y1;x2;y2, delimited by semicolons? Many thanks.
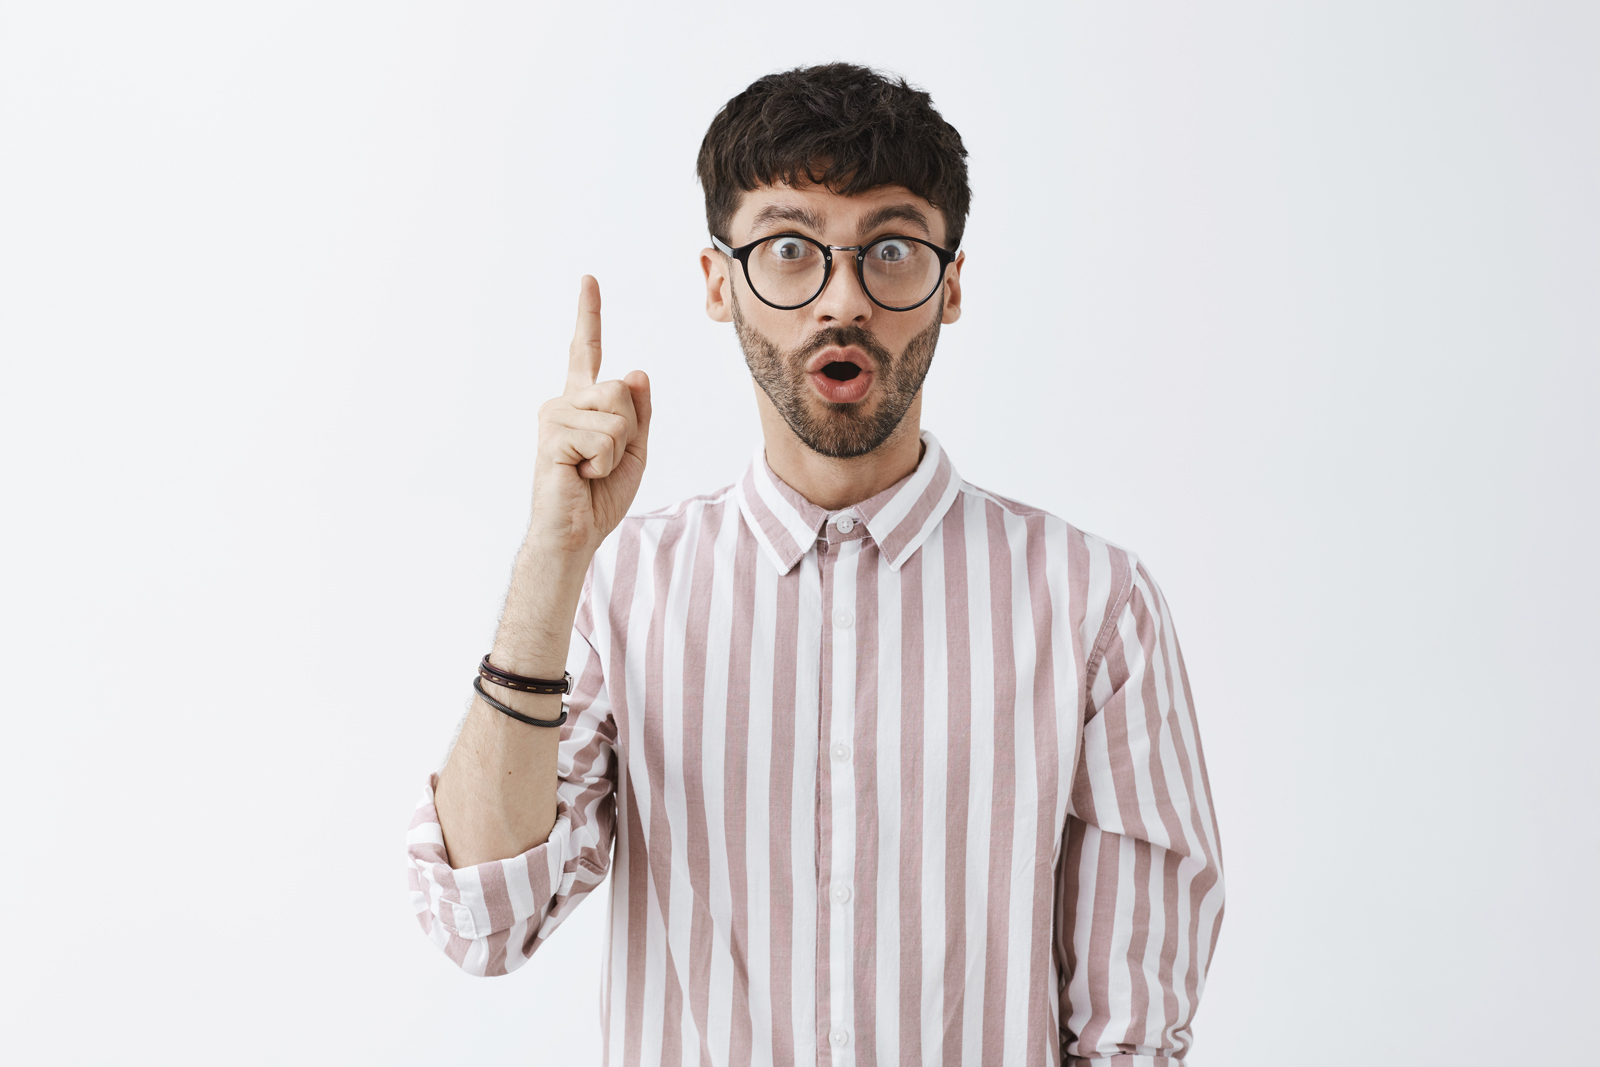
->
747;235;828;307
860;238;942;309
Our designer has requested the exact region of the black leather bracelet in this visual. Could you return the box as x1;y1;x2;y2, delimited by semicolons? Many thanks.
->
472;676;568;728
479;654;572;695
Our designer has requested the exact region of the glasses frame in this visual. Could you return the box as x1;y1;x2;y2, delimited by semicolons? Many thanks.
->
711;231;958;312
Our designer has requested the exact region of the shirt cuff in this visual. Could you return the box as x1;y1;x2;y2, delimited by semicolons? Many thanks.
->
406;773;573;941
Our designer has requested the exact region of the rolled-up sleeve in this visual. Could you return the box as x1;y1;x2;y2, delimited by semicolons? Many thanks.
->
407;629;616;977
1057;559;1225;1066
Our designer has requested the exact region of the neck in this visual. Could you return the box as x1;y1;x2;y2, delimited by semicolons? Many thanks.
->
755;391;925;511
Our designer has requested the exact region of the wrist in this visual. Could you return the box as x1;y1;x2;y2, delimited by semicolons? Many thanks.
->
514;531;594;583
520;527;600;568
485;645;570;682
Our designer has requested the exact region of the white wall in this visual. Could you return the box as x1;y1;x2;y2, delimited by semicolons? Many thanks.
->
2;3;1595;1063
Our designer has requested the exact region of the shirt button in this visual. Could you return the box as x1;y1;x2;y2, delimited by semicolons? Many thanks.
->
831;741;851;763
830;1028;850;1048
833;514;855;534
833;609;853;629
832;884;852;904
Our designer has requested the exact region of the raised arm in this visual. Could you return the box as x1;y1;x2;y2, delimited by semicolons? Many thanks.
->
432;276;651;868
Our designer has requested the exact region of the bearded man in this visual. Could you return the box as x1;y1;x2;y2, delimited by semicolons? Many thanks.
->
408;63;1224;1067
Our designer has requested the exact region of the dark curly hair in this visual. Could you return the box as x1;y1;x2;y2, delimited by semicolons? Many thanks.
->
696;63;971;249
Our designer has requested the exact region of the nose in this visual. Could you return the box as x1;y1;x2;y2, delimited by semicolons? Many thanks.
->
813;250;873;325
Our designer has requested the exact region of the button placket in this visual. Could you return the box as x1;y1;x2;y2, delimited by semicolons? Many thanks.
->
819;530;862;1062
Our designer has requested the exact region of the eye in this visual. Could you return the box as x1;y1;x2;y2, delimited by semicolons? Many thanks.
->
770;237;810;260
871;238;915;263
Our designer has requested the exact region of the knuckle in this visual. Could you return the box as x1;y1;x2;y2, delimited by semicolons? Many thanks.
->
539;428;569;456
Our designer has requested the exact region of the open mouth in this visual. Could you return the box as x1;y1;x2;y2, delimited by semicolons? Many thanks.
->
804;345;876;404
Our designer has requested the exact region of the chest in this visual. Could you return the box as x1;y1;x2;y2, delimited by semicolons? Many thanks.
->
601;530;1082;859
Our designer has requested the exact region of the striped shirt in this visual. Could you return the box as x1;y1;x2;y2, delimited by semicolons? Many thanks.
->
407;432;1224;1066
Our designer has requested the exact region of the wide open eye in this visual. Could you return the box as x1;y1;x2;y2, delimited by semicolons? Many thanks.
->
747;235;827;305
765;236;815;262
869;238;916;263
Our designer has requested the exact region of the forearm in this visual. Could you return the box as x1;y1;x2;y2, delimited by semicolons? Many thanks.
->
433;544;588;867
430;275;648;872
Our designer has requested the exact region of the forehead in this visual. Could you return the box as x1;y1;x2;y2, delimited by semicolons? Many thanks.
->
729;181;944;243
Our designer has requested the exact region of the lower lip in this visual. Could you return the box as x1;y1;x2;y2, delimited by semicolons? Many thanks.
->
808;368;875;404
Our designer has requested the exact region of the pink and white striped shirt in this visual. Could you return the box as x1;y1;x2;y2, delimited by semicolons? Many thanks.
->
407;432;1223;1066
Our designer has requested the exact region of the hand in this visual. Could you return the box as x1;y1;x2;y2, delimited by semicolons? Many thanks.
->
528;276;652;559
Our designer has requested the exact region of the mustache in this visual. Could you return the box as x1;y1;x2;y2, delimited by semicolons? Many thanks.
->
794;325;894;368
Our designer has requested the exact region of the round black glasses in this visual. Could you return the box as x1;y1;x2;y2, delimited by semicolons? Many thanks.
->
711;232;958;312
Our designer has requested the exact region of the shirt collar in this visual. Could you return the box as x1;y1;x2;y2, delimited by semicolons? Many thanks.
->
734;431;963;575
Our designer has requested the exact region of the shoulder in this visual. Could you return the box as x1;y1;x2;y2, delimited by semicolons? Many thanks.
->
589;484;741;574
954;479;1148;644
955;480;1139;572
577;484;741;641
624;484;741;529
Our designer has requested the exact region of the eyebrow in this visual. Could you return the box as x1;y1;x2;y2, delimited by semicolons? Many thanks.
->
857;204;933;239
748;204;828;236
745;201;937;243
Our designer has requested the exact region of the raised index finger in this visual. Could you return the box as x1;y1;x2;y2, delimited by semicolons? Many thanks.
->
566;275;603;395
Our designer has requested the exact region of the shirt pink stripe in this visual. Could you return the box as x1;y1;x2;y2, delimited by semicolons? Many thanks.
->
407;432;1225;1066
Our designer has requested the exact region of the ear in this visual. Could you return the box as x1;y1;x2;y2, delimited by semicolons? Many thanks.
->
940;250;965;325
701;247;734;323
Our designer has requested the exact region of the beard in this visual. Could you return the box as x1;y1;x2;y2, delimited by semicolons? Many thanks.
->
732;295;941;460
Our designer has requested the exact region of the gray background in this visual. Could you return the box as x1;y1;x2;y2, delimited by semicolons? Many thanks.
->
3;2;1595;1063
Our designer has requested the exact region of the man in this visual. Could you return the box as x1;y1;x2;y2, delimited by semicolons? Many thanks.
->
408;64;1223;1066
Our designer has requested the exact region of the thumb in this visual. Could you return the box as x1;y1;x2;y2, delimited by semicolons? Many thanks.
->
624;369;651;452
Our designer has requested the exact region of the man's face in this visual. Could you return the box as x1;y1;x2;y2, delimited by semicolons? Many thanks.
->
701;183;964;459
